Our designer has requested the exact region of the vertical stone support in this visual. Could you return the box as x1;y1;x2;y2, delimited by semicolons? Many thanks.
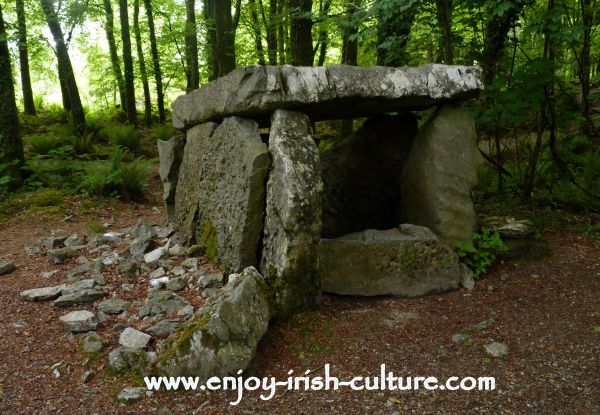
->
400;105;482;243
158;135;186;221
174;117;270;273
261;109;323;318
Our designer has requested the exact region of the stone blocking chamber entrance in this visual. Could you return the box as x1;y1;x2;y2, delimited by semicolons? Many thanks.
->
159;63;483;319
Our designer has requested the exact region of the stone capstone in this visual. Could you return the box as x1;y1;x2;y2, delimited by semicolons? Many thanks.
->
260;110;323;317
172;64;483;129
321;113;418;238
174;116;270;273
400;105;482;243
156;267;270;378
320;225;462;296
158;136;186;221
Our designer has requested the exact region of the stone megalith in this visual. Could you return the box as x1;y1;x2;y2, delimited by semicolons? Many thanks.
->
260;109;323;318
400;105;482;243
157;136;186;221
174;117;270;273
320;113;418;238
156;267;271;378
172;64;483;129
320;224;462;296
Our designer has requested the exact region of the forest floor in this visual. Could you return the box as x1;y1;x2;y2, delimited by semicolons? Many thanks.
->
0;184;599;414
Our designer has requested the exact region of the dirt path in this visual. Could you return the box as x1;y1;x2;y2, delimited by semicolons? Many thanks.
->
0;203;599;414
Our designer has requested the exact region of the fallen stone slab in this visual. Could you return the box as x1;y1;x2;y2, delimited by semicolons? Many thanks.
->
97;298;129;315
53;289;104;307
59;310;98;332
48;247;78;264
320;224;462;296
157;267;270;378
20;285;66;301
172;64;483;129
61;279;96;295
119;327;152;349
0;261;16;276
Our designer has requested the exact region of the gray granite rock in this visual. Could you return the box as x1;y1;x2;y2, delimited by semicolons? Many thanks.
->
119;327;152;349
20;285;66;301
0;260;16;276
59;310;98;332
53;289;104;307
98;298;129;314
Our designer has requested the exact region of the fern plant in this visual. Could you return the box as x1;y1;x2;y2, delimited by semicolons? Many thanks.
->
454;228;509;278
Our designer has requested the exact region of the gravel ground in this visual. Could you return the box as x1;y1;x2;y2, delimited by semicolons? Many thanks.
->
0;201;599;414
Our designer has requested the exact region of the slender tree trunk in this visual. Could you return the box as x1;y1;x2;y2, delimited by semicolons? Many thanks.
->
249;0;266;65
57;59;71;112
40;0;85;136
435;0;453;64
134;0;152;125
185;0;199;91
375;0;418;67
120;0;137;125
203;0;218;80
578;0;593;132
0;3;25;188
289;0;313;66
214;0;236;76
263;0;278;64
16;0;36;116
103;0;127;111
340;0;359;138
315;0;332;66
481;0;529;84
277;0;286;64
143;0;165;122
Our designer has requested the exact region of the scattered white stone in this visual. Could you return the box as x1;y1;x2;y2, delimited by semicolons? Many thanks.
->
20;285;66;301
484;342;508;357
119;327;152;349
149;277;169;288
144;247;167;263
460;265;475;290
150;267;166;280
59;310;98;332
103;232;123;242
41;270;59;279
117;387;145;404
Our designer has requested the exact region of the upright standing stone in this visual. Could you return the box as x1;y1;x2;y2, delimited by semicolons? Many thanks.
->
174;122;218;241
400;105;482;243
174;117;270;273
261;109;323;318
158;135;186;221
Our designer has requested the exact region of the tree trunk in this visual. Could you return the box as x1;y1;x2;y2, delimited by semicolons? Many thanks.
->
435;0;453;64
40;0;86;136
340;0;359;138
578;0;593;131
185;0;199;91
481;0;529;85
277;0;286;64
375;0;418;67
289;0;313;66
249;0;266;65
315;0;332;66
119;0;137;125
203;0;218;80
0;3;25;188
263;0;278;64
143;0;165;123
134;0;152;125
56;59;71;112
103;0;127;111
213;0;236;76
16;0;36;116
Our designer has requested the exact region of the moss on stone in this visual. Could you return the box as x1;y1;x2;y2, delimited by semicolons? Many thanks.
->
198;220;218;261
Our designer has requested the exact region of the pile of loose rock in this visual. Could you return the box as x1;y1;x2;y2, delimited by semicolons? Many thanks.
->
19;220;270;400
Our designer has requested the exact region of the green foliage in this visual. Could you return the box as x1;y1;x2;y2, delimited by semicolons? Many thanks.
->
0;152;20;194
152;123;176;141
454;229;508;278
68;133;95;155
101;125;140;152
26;135;64;155
80;147;149;200
89;219;104;234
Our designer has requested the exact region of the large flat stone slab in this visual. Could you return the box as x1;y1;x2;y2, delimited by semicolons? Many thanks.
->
174;117;270;273
320;225;462;296
172;64;483;129
260;110;323;318
400;105;482;243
